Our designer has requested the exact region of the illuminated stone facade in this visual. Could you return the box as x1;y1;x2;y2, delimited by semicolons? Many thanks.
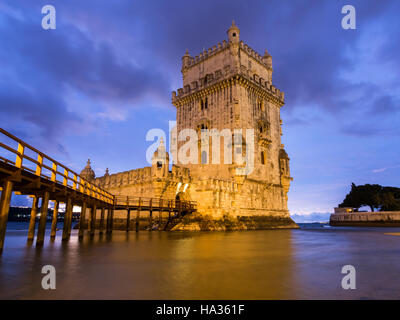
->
83;22;297;230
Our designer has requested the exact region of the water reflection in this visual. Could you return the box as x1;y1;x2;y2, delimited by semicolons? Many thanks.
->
0;226;400;299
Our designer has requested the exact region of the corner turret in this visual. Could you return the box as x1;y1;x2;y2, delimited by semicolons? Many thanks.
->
80;159;95;182
152;138;170;178
227;20;240;43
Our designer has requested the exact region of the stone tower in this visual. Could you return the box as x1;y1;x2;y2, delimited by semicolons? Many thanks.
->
94;22;297;230
170;22;294;225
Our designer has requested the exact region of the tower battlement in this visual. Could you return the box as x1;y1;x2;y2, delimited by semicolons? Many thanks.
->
174;22;283;105
182;40;270;71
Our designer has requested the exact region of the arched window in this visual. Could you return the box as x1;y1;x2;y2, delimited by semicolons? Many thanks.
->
261;151;265;165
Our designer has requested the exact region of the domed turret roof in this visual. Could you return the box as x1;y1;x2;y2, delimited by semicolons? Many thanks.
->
279;149;289;159
228;20;240;33
153;137;169;160
80;159;95;181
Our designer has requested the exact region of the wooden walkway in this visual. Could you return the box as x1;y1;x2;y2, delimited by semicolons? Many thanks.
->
114;196;197;231
0;128;197;254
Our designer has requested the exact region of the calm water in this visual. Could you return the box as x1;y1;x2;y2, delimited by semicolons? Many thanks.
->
1;222;400;299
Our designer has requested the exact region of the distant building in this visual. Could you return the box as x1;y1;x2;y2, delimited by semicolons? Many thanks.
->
334;207;354;214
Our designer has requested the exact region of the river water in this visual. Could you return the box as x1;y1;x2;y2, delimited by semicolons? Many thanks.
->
0;222;399;299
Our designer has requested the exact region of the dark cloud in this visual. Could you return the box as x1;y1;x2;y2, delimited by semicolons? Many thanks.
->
1;0;399;148
0;4;170;154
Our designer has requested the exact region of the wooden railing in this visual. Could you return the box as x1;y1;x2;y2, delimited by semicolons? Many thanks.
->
114;195;197;211
0;128;114;204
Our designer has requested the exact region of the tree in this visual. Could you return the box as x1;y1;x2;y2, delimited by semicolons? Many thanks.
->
339;183;362;210
339;183;400;212
379;187;400;211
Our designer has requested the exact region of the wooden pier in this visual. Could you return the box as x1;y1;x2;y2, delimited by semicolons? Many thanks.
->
114;196;197;231
0;128;197;254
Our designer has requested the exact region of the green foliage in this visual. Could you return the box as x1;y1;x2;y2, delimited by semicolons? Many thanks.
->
339;183;400;212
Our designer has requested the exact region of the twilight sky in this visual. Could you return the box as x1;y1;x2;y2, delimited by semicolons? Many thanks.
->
0;0;399;216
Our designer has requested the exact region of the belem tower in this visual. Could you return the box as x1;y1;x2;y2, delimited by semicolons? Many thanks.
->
80;22;298;230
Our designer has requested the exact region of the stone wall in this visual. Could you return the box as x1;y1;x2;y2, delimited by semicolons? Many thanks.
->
330;212;400;226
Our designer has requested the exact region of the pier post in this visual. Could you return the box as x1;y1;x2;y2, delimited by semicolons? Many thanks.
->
50;200;59;238
136;198;141;232
90;204;97;236
62;198;73;241
36;191;50;246
109;207;114;232
0;180;13;254
27;196;39;241
159;198;163;228
126;196;130;232
149;199;153;231
178;201;182;217
99;207;105;234
87;203;92;233
126;209;131;231
106;208;110;233
78;201;87;239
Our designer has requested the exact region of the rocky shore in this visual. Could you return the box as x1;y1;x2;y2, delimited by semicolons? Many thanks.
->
172;214;299;231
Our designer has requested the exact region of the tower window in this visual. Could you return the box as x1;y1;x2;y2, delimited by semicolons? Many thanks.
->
232;33;236;37
157;161;162;168
261;151;265;165
200;98;208;110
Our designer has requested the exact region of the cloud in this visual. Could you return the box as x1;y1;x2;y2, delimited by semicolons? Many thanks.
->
0;4;170;154
373;168;387;173
291;212;331;223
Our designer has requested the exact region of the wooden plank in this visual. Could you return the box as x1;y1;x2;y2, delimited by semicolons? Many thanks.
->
36;191;50;246
62;198;73;241
99;207;105;234
149;198;153;231
50;200;59;238
78;201;87;239
0;180;13;253
90;204;97;236
27;196;39;241
136;198;141;232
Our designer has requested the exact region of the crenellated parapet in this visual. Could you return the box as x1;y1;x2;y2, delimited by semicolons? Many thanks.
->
181;39;271;71
96;167;153;189
181;40;229;70
172;73;285;107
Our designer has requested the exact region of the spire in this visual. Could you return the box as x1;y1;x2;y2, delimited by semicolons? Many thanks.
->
227;20;240;43
182;49;192;69
263;49;272;69
105;168;110;176
153;137;169;161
